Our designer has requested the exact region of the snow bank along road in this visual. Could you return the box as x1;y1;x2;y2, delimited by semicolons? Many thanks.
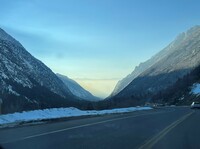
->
0;107;152;126
0;107;199;149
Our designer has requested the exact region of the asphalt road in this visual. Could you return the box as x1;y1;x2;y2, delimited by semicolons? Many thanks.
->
0;107;199;149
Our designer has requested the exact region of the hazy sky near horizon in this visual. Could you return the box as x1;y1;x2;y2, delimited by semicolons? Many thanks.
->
0;0;200;98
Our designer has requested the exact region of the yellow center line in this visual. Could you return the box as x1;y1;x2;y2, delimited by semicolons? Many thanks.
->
138;111;194;149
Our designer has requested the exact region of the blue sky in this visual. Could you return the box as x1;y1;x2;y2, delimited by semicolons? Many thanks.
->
0;0;200;98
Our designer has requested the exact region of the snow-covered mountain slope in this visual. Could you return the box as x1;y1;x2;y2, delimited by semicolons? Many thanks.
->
111;25;200;97
111;26;200;103
0;28;78;114
57;74;100;101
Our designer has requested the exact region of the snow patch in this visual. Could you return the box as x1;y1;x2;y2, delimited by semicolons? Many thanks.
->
7;85;20;96
0;107;152;126
23;59;33;70
191;83;200;95
1;72;8;79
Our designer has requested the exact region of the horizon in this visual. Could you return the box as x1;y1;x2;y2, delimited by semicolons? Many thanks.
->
1;0;200;98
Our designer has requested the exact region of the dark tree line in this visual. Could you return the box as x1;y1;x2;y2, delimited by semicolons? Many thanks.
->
152;64;200;105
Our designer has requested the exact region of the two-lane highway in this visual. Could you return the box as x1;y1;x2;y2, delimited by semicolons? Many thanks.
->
0;107;198;149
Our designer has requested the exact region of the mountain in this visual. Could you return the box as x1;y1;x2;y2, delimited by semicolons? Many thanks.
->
57;74;100;101
152;64;200;105
0;28;82;114
111;61;156;97
110;26;200;106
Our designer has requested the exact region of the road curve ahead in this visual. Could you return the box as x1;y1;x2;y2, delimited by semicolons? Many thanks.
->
0;107;199;149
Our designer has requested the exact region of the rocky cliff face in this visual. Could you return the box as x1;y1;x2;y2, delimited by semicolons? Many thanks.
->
111;26;200;103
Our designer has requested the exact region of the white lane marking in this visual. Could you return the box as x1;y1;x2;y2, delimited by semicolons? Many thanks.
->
138;111;194;149
1;109;175;144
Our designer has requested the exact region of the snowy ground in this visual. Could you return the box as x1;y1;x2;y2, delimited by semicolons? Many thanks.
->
191;83;200;95
0;107;152;127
